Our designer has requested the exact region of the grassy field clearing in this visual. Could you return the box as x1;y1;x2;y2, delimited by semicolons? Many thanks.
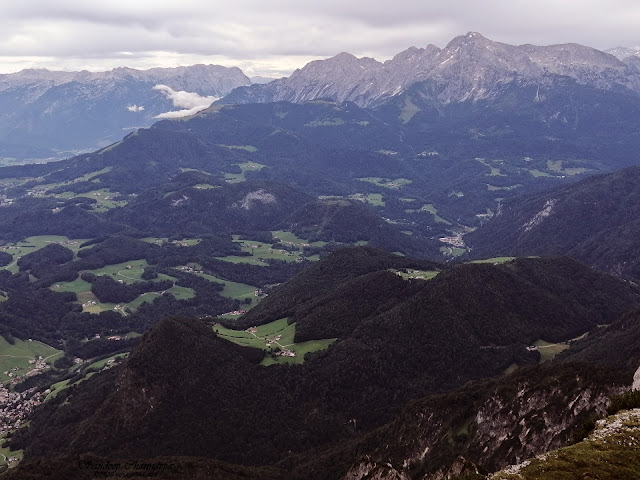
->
139;237;201;247
528;168;555;178
440;246;467;257
213;318;336;366
31;167;112;192
534;339;569;362
0;337;61;383
405;204;451;224
356;177;412;189
51;260;193;314
0;235;88;273
469;257;516;264
271;230;326;247
224;161;265;183
87;259;174;284
193;272;259;307
487;184;522;191
54;188;127;212
304;118;345;127
546;160;589;176
320;193;386;206
46;352;129;401
393;269;440;281
0;439;23;467
475;158;504;176
218;145;258;152
216;231;322;266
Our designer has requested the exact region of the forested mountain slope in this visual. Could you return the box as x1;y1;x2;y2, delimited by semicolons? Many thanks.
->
467;165;640;280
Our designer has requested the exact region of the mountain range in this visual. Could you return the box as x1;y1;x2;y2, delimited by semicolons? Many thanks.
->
222;32;640;108
0;32;639;479
5;32;640;164
0;64;250;159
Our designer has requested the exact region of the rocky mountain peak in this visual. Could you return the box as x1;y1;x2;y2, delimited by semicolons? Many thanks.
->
221;32;640;108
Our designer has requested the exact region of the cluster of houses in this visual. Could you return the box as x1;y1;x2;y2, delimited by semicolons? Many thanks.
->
3;356;50;381
25;187;48;197
171;239;192;247
273;239;311;248
0;382;48;444
265;335;282;346
219;310;247;317
439;235;465;248
177;265;204;274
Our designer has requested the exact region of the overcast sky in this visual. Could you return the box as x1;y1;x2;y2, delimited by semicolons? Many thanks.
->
1;0;639;77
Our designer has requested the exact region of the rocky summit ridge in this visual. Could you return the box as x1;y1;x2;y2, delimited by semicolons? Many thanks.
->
222;32;640;107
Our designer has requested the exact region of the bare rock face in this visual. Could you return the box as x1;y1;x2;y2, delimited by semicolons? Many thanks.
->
223;32;640;108
633;365;640;391
343;370;624;480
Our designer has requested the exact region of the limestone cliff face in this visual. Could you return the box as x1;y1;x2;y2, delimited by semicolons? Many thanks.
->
343;368;625;480
222;32;640;108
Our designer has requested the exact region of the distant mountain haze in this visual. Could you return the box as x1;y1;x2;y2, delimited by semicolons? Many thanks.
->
4;32;640;162
0;64;250;159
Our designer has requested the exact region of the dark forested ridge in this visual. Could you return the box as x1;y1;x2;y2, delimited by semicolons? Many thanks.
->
4;93;640;251
467;165;640;280
7;252;639;478
1;56;640;479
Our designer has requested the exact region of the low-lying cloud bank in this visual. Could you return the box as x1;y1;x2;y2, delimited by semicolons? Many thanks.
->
153;84;218;119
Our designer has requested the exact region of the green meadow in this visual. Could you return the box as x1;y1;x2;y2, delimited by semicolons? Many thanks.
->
0;236;88;273
213;318;336;366
356;177;412;189
0;337;61;383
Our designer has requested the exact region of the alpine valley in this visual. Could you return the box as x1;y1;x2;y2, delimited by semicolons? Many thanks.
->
0;32;638;480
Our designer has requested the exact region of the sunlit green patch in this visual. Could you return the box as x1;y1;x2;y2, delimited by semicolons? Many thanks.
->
400;96;419;124
194;272;259;308
218;145;258;152
528;169;555;178
356;177;412;189
405;204;451;224
440;246;467;257
0;236;88;273
475;158;504;176
469;257;516;264
46;353;130;401
392;269;439;281
487;184;522;191
546;160;589;176
0;337;61;383
213;318;335;365
304;118;345;127
533;339;570;363
224;161;265;183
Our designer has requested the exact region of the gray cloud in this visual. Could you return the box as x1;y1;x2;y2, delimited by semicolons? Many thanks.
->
0;1;639;76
